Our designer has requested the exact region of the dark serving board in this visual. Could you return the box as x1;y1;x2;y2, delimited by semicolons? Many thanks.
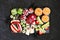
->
0;0;60;40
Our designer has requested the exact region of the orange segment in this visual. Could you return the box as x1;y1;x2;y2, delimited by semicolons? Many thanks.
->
43;7;51;15
42;15;49;22
35;8;42;16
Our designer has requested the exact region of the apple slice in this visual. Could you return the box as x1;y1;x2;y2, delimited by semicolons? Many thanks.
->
42;22;49;29
37;16;43;24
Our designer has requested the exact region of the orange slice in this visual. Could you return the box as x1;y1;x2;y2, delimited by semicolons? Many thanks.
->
35;8;42;16
42;15;49;22
43;7;51;15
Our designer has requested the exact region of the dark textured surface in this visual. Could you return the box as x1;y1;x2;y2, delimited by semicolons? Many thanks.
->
0;0;60;40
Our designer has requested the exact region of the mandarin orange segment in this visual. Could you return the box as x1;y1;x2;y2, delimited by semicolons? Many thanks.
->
35;8;42;16
43;7;51;15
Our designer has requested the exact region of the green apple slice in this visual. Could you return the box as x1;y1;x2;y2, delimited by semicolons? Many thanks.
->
42;22;49;29
37;16;43;24
39;28;46;33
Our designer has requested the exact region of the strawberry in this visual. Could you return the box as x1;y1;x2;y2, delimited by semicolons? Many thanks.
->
26;14;36;24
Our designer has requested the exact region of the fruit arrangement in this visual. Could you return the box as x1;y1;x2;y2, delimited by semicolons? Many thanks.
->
10;7;51;35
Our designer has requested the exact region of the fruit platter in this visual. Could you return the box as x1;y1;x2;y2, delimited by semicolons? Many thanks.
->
10;7;51;36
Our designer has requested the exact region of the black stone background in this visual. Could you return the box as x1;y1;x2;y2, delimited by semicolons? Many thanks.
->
0;0;60;40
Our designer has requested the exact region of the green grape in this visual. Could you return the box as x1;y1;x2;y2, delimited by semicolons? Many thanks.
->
17;8;23;15
22;24;26;27
21;22;24;25
11;8;17;15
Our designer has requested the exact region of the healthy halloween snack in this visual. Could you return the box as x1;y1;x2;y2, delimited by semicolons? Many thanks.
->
35;8;42;16
10;7;51;35
43;7;51;15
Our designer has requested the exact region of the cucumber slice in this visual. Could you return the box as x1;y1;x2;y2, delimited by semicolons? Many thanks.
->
42;22;49;29
37;16;43;24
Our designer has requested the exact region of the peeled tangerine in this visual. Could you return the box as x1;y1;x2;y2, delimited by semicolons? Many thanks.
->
43;7;51;15
42;15;49;22
35;8;42;16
